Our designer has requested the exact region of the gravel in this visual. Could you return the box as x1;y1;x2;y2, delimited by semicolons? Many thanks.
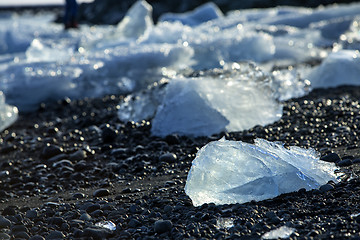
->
0;85;360;239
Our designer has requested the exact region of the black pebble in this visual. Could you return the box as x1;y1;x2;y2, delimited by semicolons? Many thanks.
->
0;216;11;228
154;219;173;234
320;184;334;192
46;230;65;239
159;153;177;163
41;145;63;159
320;153;341;163
93;188;110;197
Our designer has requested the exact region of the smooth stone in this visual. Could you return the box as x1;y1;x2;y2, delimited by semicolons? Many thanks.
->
29;235;45;240
337;159;353;167
46;230;65;239
0;233;10;240
159;153;177;163
320;153;341;163
86;204;100;213
154;220;172;234
93;188;110;197
25;209;38;219
79;213;92;221
320;184;334;192
41;145;63;159
72;192;86;199
0;216;11;228
13;231;30;239
128;218;141;228
83;227;110;239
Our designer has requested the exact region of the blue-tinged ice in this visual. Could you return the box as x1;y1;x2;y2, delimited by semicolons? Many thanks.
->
116;0;153;40
185;138;338;206
308;50;360;89
151;63;282;137
0;91;18;132
262;226;295;240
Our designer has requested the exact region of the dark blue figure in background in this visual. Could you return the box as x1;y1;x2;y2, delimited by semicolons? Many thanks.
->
64;0;78;29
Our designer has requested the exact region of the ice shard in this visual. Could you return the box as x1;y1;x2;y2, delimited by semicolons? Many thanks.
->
0;91;18;132
185;138;338;206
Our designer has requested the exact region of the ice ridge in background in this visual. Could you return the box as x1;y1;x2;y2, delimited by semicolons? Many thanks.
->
185;138;339;206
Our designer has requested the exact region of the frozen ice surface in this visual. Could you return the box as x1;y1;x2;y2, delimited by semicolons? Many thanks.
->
185;138;338;206
150;63;282;137
308;50;360;89
262;226;295;240
0;91;18;132
159;2;224;26
1;1;360;116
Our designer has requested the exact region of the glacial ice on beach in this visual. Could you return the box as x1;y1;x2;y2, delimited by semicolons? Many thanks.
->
119;62;283;137
0;91;18;132
0;1;360;116
308;50;360;89
185;138;338;206
262;226;295;240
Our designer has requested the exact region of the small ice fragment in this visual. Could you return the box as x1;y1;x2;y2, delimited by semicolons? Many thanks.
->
216;218;234;230
261;226;295;239
0;91;18;132
95;221;116;231
185;138;338;206
351;213;360;218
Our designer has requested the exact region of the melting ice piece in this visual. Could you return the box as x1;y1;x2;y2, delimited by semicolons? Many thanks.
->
95;221;116;231
185;138;338;206
261;226;295;240
0;91;18;132
308;50;360;88
151;63;282;137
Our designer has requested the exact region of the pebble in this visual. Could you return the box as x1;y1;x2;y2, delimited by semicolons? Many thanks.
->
320;153;341;163
0;216;11;228
29;235;45;240
79;213;92;221
154;220;173;234
0;233;10;240
102;125;118;143
93;188;110;197
159;153;177;163
337;159;353;167
72;192;86;199
320;184;335;192
41;144;64;159
46;230;65;239
83;227;110;239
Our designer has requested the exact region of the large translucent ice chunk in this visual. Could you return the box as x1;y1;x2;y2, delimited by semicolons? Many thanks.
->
308;50;360;88
116;0;153;39
151;63;282;137
0;91;18;132
185;138;338;206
